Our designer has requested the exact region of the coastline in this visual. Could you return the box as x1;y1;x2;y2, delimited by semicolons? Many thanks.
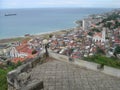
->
0;8;113;40
0;8;118;44
0;28;74;44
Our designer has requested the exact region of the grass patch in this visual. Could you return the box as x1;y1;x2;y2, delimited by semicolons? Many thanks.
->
0;61;22;90
84;54;120;69
0;67;12;90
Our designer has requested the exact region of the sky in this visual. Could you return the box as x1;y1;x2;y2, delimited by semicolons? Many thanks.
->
0;0;120;9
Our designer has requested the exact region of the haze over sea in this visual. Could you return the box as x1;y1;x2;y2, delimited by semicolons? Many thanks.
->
0;8;113;39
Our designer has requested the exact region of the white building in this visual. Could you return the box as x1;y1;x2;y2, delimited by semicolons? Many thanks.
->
82;18;92;31
93;28;106;42
9;47;28;58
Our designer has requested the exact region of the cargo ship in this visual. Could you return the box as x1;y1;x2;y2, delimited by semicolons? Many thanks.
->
4;14;16;16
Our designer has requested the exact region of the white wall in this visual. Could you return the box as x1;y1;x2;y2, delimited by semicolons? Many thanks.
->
49;51;120;78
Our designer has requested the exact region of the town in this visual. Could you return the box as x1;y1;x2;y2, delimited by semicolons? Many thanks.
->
0;9;120;66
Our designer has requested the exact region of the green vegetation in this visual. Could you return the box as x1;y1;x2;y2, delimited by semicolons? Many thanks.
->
103;22;113;29
96;47;105;55
96;13;120;29
103;21;120;29
75;20;82;26
114;45;120;57
0;68;11;90
88;32;94;36
101;13;120;29
84;54;120;69
102;13;120;23
32;50;37;54
0;61;22;90
114;20;120;29
92;28;101;32
49;34;53;38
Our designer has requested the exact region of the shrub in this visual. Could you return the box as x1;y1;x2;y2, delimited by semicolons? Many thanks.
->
114;45;120;55
96;47;105;55
0;61;22;90
84;54;120;69
0;67;12;90
32;50;37;54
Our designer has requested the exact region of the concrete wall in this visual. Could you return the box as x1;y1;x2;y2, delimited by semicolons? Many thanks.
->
49;52;68;63
75;59;99;71
7;54;44;90
102;66;120;77
49;52;120;78
7;51;120;90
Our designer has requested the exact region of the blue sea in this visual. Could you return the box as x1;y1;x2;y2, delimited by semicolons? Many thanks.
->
0;8;113;39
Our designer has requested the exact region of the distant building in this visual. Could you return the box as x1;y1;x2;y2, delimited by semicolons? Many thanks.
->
93;28;106;42
9;44;36;63
25;34;30;37
10;47;28;58
82;19;90;31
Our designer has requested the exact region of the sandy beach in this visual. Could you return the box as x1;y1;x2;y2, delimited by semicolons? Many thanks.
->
0;28;74;44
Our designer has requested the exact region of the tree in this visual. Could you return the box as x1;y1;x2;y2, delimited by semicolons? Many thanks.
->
32;50;37;54
75;20;82;26
114;20;120;29
88;32;94;36
104;22;113;29
114;45;120;57
96;47;105;55
92;28;101;32
49;34;53;38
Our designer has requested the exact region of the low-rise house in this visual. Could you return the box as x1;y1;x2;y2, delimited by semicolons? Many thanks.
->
9;43;37;63
10;47;28;58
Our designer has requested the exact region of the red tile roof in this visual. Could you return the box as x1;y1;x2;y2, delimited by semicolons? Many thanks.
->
93;32;102;38
12;43;37;63
21;39;28;44
12;57;25;63
12;54;35;63
16;44;33;54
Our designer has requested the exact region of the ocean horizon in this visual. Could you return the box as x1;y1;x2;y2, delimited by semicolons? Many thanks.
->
0;8;113;39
